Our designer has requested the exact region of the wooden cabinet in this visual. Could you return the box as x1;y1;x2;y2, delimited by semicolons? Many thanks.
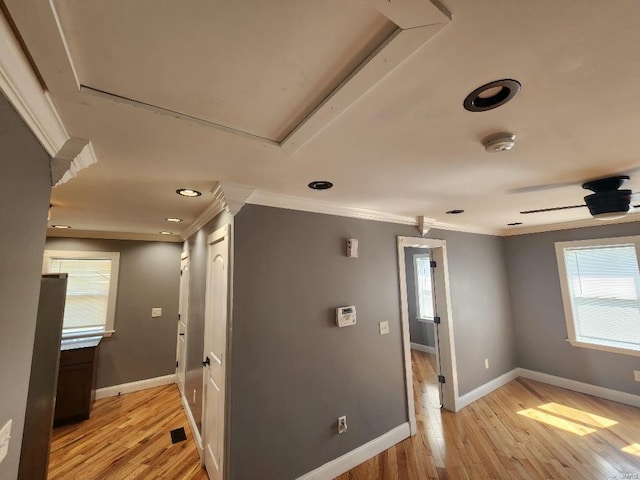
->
54;338;100;426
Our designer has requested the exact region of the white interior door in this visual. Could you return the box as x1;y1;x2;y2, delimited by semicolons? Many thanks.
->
176;253;190;396
203;225;230;480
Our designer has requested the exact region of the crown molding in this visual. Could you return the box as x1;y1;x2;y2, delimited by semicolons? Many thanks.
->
0;10;67;156
47;228;183;243
0;9;96;184
429;219;501;236
181;184;226;240
501;213;640;236
219;182;256;215
247;190;417;225
55;141;98;186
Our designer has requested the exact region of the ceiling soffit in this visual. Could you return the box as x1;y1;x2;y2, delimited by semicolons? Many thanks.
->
54;0;450;152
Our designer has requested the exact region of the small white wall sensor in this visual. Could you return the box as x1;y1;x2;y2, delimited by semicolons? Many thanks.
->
346;239;358;258
336;306;357;327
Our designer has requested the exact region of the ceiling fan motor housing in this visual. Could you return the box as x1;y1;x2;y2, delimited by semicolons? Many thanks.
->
584;189;631;216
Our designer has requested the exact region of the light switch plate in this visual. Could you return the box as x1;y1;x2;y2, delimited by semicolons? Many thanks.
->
379;321;389;335
151;307;162;318
0;419;12;465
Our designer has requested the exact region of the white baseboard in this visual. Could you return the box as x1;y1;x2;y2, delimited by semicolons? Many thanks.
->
455;368;520;411
95;374;176;400
517;368;640;408
410;342;436;355
296;423;410;480
180;393;204;462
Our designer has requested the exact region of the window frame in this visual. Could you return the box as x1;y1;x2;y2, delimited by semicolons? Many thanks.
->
42;250;120;338
555;235;640;357
413;252;435;323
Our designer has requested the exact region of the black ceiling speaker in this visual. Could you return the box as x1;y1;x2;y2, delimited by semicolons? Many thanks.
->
521;175;639;220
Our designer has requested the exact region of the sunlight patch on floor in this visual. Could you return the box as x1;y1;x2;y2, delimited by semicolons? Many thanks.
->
517;408;596;436
537;403;618;428
622;443;640;456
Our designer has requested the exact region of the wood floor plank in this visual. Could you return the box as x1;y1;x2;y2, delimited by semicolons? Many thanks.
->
47;353;639;479
48;384;207;480
336;350;640;480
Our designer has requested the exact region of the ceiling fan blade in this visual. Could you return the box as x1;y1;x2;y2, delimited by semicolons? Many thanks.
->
520;204;587;214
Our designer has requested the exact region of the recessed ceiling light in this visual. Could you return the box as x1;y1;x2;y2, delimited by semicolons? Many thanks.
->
160;231;173;235
507;222;523;226
308;181;333;190
446;209;464;214
463;79;521;112
52;225;71;229
165;217;183;223
176;188;202;197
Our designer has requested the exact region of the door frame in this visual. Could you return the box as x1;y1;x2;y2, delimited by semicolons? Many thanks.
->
176;251;190;396
397;236;459;434
202;224;232;479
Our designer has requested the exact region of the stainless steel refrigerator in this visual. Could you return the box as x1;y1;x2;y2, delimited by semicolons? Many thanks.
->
18;273;67;480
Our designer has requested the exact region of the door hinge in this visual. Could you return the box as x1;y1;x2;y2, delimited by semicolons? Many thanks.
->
176;361;179;368
433;316;441;324
430;260;437;268
178;313;181;320
438;375;446;384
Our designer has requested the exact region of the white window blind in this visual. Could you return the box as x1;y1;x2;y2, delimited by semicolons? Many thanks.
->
415;255;434;320
43;250;120;338
557;238;640;356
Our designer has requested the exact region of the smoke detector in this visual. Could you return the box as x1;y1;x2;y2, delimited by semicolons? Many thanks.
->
482;132;516;152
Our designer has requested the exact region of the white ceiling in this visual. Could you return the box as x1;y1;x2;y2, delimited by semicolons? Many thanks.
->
4;0;640;238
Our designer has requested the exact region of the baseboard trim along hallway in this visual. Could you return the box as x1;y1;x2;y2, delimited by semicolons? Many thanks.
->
296;423;411;480
95;374;176;400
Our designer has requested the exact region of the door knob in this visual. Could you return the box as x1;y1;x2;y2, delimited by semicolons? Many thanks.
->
202;356;210;366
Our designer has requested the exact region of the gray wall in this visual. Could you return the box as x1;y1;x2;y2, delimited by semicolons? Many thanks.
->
45;237;182;388
426;229;517;395
229;205;414;480
504;222;640;395
181;205;514;479
404;247;435;348
0;94;51;479
184;210;234;432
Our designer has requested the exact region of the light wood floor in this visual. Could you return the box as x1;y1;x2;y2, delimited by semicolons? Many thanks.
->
48;384;208;480
48;355;639;480
337;350;640;480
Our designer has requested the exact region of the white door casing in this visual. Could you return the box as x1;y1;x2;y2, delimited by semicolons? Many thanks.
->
397;236;459;435
176;252;190;396
203;225;230;480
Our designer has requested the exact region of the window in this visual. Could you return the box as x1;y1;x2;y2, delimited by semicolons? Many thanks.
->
43;250;120;338
414;253;435;321
556;237;640;357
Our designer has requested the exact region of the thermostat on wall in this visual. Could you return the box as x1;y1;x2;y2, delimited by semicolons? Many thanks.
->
336;306;357;327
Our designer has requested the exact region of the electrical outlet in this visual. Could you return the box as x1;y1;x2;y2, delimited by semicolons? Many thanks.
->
337;416;348;434
151;307;162;318
484;358;489;369
634;370;640;382
379;321;389;335
0;419;12;465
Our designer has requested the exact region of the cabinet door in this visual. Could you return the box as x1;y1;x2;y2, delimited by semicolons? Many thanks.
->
55;363;93;423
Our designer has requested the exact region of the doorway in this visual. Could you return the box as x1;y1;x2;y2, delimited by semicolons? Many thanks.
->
397;237;459;434
176;251;190;397
406;248;442;407
202;225;231;480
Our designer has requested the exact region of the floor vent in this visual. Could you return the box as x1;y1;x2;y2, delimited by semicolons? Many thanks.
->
170;427;187;444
